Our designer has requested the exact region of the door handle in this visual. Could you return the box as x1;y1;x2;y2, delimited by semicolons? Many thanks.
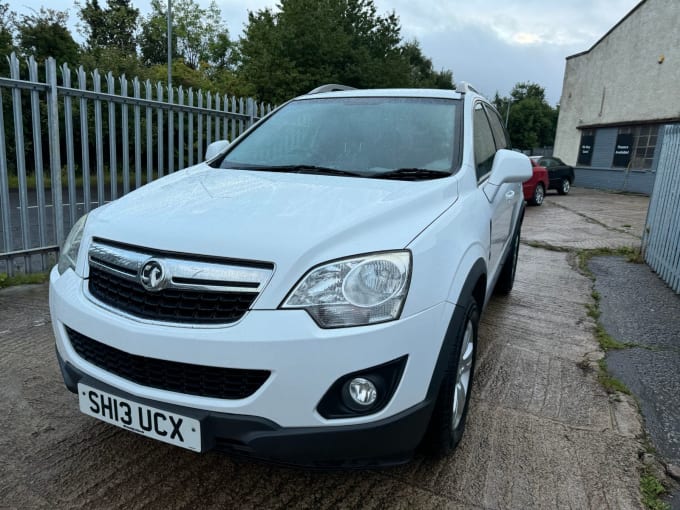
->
505;190;515;200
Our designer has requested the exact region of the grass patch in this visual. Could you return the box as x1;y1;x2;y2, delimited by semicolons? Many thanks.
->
597;358;631;395
523;240;570;252
585;283;634;351
576;246;644;278
595;323;633;350
583;265;635;395
0;272;49;289
640;471;670;510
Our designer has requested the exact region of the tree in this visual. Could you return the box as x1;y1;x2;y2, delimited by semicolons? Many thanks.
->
139;0;232;70
237;0;453;103
0;3;15;74
14;8;79;64
494;82;557;150
401;40;454;89
78;0;139;55
0;3;14;56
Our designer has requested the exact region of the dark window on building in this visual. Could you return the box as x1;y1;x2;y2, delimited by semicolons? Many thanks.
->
614;125;659;170
473;103;497;181
577;129;595;166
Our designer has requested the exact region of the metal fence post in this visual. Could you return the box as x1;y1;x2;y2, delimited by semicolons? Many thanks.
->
0;88;12;275
247;97;255;128
46;57;64;245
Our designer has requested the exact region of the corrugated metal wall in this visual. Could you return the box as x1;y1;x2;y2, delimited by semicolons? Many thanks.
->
643;124;680;293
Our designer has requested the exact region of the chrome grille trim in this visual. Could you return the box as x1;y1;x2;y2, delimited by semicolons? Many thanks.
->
88;239;273;294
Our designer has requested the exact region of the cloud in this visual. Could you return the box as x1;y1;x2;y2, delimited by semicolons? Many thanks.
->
372;0;640;104
375;0;640;48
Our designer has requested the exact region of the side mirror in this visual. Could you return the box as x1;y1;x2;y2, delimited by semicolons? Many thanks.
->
488;149;532;185
205;140;230;161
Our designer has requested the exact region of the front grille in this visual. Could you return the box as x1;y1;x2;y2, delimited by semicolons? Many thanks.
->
88;266;257;324
66;326;270;399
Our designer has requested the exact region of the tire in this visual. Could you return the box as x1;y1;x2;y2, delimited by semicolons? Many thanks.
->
557;178;571;195
529;183;545;206
495;228;520;295
422;300;479;456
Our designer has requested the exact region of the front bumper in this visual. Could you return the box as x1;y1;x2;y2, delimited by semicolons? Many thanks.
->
57;351;435;467
50;267;453;430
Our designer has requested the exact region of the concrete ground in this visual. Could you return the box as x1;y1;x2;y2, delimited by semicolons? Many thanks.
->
0;188;656;509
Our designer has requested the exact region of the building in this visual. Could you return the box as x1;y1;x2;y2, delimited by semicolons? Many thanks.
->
553;0;680;194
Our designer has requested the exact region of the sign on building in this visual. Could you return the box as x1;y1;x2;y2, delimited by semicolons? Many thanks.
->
612;133;633;167
577;134;594;165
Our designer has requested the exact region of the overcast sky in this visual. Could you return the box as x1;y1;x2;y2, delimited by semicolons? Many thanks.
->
14;0;641;105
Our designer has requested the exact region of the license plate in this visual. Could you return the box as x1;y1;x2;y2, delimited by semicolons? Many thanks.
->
78;383;201;452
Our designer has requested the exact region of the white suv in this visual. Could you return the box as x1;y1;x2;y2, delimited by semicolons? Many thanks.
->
50;84;531;467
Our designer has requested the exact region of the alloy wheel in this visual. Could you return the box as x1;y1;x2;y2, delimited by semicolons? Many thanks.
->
452;320;475;429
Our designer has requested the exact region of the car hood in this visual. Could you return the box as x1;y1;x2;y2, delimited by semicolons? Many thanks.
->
84;165;458;307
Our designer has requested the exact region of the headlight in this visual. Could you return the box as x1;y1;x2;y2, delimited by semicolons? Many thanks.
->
281;251;411;328
57;214;88;275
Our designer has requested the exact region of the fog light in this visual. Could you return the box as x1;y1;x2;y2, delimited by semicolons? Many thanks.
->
347;377;377;406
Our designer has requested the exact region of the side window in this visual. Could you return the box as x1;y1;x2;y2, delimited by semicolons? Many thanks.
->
473;103;497;181
483;104;509;150
541;158;555;168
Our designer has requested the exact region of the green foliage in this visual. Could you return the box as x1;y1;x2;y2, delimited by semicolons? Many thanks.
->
494;82;557;150
139;0;231;70
1;0;452;105
0;272;49;289
77;0;139;54
0;3;14;53
640;472;669;510
147;61;213;92
237;0;454;103
14;7;79;64
401;40;454;89
78;46;148;78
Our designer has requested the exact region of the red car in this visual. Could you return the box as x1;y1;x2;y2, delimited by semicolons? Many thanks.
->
523;158;549;206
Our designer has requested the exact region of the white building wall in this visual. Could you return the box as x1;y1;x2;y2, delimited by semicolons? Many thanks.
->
554;0;680;165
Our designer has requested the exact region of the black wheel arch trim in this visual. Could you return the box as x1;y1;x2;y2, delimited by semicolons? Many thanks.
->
424;257;486;403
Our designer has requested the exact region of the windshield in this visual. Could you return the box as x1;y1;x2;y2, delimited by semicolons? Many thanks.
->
220;97;459;178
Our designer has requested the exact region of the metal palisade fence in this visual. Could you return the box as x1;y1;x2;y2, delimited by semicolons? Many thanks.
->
642;124;680;294
0;53;270;276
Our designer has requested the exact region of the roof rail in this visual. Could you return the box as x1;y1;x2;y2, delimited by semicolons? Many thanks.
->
457;81;480;95
307;84;357;94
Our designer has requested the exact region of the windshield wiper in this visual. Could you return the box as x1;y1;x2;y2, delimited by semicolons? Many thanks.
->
259;165;365;177
372;168;451;181
221;163;364;176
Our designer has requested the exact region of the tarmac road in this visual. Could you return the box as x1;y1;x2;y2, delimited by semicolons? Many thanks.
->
590;256;680;510
0;189;650;509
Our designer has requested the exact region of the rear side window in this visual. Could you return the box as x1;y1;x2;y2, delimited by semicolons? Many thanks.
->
484;105;509;150
473;103;496;181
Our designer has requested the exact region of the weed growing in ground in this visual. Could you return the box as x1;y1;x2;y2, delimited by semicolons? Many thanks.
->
596;358;631;395
0;272;49;289
640;470;670;510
